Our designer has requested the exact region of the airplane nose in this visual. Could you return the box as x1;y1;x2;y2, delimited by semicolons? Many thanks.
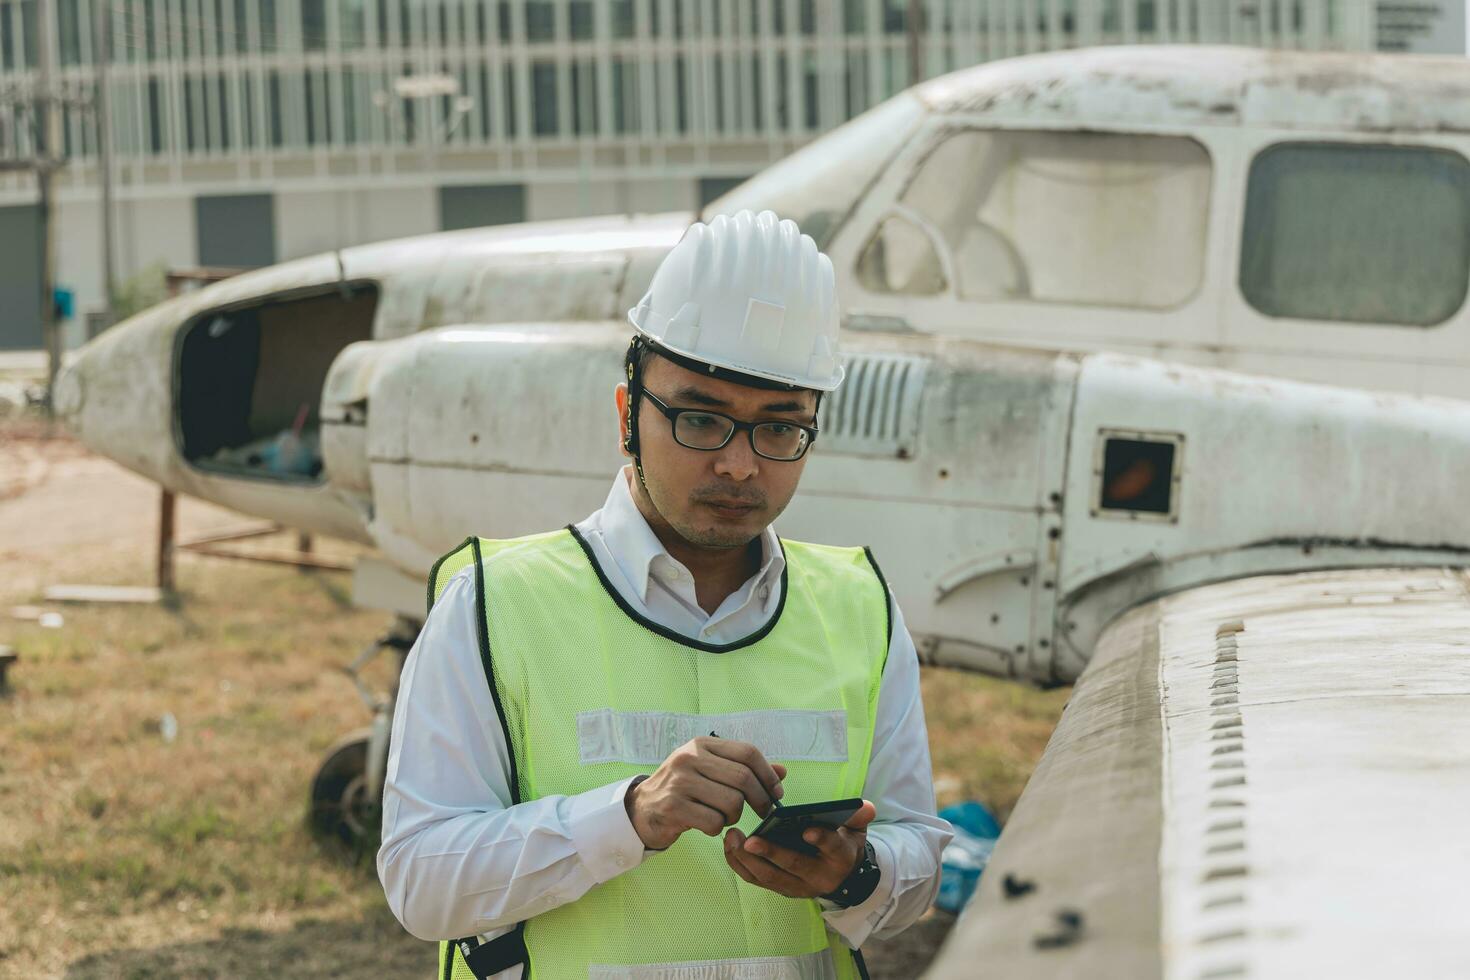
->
56;309;178;485
53;356;84;430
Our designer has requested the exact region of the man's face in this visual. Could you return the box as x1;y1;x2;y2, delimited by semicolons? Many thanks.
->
617;356;818;550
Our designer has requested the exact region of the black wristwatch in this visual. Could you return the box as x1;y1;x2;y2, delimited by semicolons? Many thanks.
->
820;839;881;908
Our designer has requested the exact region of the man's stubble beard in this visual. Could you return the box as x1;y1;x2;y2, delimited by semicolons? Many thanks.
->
637;469;776;552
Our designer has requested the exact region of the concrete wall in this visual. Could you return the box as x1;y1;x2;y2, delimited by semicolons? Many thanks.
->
276;187;438;261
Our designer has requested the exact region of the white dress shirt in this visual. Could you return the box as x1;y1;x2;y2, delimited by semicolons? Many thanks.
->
378;467;952;972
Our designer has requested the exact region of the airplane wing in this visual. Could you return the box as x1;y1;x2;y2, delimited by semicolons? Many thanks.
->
924;565;1470;979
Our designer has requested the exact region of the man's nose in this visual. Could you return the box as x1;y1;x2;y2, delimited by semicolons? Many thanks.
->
712;432;760;481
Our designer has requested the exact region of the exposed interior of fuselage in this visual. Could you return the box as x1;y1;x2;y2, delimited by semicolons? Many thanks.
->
175;284;378;483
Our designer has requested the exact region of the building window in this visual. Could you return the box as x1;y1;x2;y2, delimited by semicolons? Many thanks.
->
196;194;276;268
698;176;748;207
611;0;635;37
438;184;526;231
526;1;554;41
570;0;594;39
859;129;1212;309
301;0;327;50
1240;142;1470;327
612;59;639;134
531;61;558;136
57;0;81;65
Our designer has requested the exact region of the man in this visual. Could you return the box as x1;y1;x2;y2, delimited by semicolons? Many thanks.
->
379;210;952;980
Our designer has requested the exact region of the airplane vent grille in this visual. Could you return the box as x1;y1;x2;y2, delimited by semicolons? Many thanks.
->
821;353;928;459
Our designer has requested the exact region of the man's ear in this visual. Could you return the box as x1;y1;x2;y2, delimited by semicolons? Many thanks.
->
615;383;632;457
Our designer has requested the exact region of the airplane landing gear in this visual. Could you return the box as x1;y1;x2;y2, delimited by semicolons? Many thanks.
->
309;616;418;849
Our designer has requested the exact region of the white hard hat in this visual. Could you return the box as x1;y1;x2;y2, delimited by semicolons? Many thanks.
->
628;209;844;391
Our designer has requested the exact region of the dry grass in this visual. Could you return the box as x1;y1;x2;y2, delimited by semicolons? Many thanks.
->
923;669;1071;823
0;551;433;978
0;424;1069;978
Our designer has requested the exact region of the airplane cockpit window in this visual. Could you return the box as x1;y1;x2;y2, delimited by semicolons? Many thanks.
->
176;285;378;483
1240;143;1470;327
705;92;925;249
859;129;1211;309
855;215;948;296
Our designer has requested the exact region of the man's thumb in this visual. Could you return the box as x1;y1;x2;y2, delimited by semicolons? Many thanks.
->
845;800;877;831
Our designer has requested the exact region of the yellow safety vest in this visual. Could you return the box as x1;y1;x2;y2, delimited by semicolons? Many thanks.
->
426;526;891;980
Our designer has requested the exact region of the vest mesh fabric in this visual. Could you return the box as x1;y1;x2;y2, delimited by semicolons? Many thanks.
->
428;529;889;980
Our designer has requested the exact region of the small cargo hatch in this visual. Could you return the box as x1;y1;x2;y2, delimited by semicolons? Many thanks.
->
175;283;378;483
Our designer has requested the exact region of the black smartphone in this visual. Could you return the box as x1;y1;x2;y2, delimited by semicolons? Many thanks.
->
749;798;863;857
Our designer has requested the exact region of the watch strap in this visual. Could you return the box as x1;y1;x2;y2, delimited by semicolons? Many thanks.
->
820;838;881;908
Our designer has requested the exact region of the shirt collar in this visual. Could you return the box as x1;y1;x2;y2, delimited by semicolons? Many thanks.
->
598;466;785;608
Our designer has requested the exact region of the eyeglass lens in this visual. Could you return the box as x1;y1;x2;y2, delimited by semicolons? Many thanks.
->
673;412;810;460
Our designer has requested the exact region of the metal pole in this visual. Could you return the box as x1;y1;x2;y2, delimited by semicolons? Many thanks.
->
36;0;60;414
907;0;924;87
158;489;176;592
94;0;117;322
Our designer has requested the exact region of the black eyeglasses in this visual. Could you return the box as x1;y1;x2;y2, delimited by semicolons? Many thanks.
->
641;390;818;462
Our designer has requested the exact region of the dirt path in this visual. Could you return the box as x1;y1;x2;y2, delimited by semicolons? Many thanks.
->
0;424;248;603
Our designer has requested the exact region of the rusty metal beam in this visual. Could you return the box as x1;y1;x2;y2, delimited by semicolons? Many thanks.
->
175;541;352;572
175;522;283;548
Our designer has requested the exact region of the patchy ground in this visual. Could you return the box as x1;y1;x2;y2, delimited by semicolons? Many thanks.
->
0;420;1068;978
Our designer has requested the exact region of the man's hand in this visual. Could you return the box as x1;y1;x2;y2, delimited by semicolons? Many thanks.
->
722;800;877;899
625;736;787;850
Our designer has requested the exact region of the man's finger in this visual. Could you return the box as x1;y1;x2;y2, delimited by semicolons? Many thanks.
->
729;843;808;897
686;773;747;825
743;835;825;880
802;826;836;852
724;832;762;886
703;739;783;800
676;797;734;837
694;754;781;814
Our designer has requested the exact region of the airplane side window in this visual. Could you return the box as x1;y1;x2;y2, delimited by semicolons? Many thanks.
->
1240;143;1470;327
855;215;948;296
868;129;1211;309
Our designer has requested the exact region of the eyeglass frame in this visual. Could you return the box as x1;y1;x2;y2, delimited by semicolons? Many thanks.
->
639;389;820;462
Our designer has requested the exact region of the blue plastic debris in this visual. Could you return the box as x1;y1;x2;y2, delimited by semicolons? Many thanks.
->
943;799;1003;840
935;800;1001;914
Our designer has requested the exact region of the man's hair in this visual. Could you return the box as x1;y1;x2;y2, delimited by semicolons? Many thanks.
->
633;343;659;383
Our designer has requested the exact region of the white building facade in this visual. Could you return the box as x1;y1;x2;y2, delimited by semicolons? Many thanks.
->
0;0;1384;348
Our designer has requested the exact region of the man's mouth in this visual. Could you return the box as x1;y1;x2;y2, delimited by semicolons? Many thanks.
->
702;499;760;517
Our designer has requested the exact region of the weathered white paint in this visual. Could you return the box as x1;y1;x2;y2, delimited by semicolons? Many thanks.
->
1157;569;1470;978
69;306;1470;684
795;47;1470;403
924;565;1470;978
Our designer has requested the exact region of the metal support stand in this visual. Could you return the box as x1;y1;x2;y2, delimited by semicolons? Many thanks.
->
158;489;175;593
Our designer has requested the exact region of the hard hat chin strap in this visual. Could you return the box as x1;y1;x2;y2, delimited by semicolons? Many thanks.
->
623;336;651;490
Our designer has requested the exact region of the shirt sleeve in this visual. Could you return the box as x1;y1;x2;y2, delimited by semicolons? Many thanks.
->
819;593;955;948
377;568;651;943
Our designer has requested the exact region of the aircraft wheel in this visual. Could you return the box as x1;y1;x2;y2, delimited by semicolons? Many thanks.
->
309;728;381;848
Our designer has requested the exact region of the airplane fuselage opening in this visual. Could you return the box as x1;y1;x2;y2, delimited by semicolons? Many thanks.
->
175;284;379;483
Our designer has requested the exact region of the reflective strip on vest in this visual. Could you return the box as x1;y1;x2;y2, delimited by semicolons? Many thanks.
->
428;529;889;980
588;949;838;980
577;708;849;765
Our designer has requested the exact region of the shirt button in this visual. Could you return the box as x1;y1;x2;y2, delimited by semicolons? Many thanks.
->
614;852;629;868
759;587;770;600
